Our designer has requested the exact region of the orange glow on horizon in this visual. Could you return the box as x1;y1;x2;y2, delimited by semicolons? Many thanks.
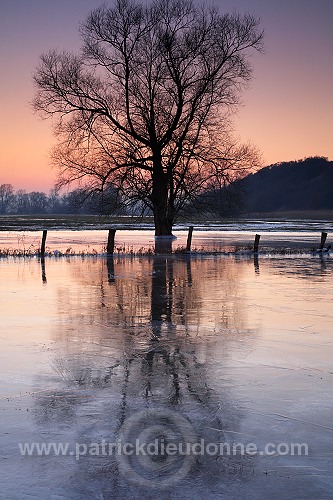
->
0;0;332;193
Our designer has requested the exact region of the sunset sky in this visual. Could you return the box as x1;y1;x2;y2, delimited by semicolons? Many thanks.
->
0;0;332;192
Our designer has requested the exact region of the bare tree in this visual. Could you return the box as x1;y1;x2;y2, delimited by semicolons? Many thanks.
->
15;189;30;214
29;191;48;214
0;184;14;214
33;0;263;235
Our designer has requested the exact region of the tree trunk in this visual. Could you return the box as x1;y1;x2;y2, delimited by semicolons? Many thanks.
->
152;153;174;237
153;208;173;236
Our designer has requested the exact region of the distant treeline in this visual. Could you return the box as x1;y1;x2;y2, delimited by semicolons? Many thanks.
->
0;184;125;215
1;156;332;216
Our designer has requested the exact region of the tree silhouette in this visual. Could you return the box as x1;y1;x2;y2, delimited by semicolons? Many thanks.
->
33;0;263;235
0;184;14;214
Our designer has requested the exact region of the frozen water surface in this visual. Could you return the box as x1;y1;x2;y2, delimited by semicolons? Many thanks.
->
0;252;332;499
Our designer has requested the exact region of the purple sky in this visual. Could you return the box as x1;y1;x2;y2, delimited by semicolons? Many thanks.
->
0;0;332;191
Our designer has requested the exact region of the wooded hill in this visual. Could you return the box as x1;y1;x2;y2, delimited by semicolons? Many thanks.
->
230;156;333;214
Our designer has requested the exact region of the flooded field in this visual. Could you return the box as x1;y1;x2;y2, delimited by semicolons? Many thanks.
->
0;214;332;255
0;253;332;499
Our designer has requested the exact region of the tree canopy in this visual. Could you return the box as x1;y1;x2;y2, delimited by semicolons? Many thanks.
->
33;0;263;235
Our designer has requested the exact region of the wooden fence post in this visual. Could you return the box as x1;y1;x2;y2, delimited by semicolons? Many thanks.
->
186;226;194;252
320;232;327;250
40;230;47;256
107;229;116;254
253;234;260;253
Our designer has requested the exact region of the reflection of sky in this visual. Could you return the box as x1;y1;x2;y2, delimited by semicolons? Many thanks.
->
0;0;332;191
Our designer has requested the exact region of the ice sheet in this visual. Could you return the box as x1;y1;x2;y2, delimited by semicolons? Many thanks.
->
0;255;332;498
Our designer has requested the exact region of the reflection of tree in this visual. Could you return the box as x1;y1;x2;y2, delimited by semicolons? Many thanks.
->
271;256;332;279
31;390;82;425
40;256;250;411
151;256;173;336
33;256;256;494
53;256;248;341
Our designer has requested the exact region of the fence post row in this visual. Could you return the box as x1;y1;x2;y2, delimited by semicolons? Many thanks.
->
31;228;331;256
